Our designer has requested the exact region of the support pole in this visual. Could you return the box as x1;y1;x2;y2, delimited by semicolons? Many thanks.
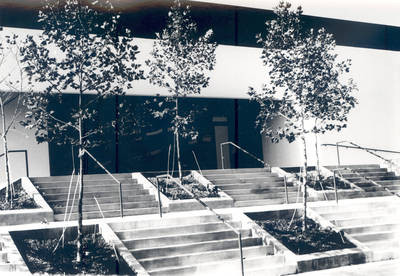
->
238;232;244;276
156;177;163;218
24;150;29;178
284;176;289;204
333;170;338;205
336;142;341;168
220;143;225;170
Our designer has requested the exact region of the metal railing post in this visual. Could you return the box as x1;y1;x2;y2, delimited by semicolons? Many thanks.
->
24;150;29;178
119;181;123;218
156;177;163;218
284;176;289;204
220;143;225;170
333;170;338;205
336;142;341;167
238;232;245;276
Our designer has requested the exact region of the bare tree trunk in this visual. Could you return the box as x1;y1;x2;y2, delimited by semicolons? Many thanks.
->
76;91;84;263
301;118;308;232
0;98;12;206
175;98;182;180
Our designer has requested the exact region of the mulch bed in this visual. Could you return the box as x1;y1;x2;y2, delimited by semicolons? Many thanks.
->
0;182;38;210
19;233;118;274
256;217;355;255
296;174;351;190
149;174;219;200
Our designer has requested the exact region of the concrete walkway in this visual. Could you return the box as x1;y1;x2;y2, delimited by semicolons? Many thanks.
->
295;260;400;276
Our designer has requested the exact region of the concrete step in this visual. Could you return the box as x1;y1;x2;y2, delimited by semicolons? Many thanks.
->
110;214;233;231
339;172;394;178
363;186;387;192
209;177;283;185
30;173;133;182
116;221;243;240
351;231;399;243
142;245;269;271
37;183;143;195
0;263;29;272
123;229;252;250
53;206;160;221
132;237;262;260
234;197;299;207
319;206;399;220
370;249;400;262
53;200;159;214
224;187;297;195
215;182;291;190
352;168;390;173
147;253;288;276
377;179;400;186
33;178;138;188
325;164;381;170
363;239;400;250
202;168;269;175
311;199;399;213
347;175;400;182
48;194;156;207
43;189;149;200
340;223;400;235
331;215;396;228
205;173;278;180
228;191;298;201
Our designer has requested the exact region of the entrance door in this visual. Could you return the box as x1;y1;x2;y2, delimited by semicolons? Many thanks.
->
214;116;230;169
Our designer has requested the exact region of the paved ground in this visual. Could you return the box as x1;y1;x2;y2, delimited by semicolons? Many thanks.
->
295;260;400;276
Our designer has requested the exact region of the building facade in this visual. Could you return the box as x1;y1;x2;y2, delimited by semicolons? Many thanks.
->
0;0;399;180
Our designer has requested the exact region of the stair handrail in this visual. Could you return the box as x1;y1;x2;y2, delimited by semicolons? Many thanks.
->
220;141;270;171
321;141;400;168
0;149;29;177
83;148;124;217
157;173;245;276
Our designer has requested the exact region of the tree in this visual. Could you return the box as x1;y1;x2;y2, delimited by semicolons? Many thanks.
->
20;0;143;262
249;1;357;231
0;29;26;208
146;0;217;179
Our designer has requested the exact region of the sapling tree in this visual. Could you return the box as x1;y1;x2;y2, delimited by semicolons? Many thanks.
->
249;1;357;231
146;0;217;180
0;30;26;207
20;0;143;262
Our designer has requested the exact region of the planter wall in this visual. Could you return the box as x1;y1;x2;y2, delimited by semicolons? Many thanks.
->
0;177;53;226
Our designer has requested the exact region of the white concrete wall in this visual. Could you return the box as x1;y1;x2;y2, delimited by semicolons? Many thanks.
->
262;46;400;167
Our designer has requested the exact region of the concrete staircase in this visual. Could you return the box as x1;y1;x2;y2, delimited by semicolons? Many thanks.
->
324;164;397;197
109;213;296;276
30;173;160;221
202;168;298;207
311;197;400;262
0;233;29;273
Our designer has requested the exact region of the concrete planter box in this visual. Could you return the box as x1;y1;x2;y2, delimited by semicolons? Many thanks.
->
0;177;53;226
133;171;233;213
10;223;137;275
244;206;367;273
